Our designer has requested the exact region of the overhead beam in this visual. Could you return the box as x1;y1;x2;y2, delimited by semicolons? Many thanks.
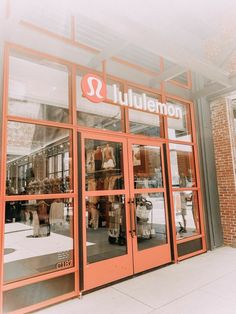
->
192;82;226;99
193;72;236;100
79;14;231;87
149;64;186;87
87;37;129;69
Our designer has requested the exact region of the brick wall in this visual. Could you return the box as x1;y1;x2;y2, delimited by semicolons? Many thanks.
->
210;98;236;245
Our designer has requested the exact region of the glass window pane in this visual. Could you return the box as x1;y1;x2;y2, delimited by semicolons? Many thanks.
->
167;100;192;142
135;193;167;251
3;273;74;313
4;198;74;283
128;89;162;137
173;191;200;239
6;122;72;195
132;145;163;189
129;109;161;137
169;144;196;187
9;54;69;123
85;139;124;191
86;194;127;263
76;75;122;131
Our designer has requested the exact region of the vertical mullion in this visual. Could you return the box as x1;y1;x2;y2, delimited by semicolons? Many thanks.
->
0;44;9;313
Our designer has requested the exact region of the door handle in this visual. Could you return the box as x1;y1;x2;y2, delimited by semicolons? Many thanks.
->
128;199;135;238
133;201;137;236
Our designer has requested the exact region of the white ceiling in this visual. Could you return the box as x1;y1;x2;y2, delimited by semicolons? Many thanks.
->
4;0;236;100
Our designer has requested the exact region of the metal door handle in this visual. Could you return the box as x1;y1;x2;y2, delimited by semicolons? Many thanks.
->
133;202;137;236
128;199;135;238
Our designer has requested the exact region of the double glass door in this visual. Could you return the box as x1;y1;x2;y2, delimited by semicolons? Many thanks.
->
80;132;171;291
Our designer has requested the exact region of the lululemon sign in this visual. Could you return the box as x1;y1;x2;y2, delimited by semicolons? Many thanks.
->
81;74;183;119
81;74;107;103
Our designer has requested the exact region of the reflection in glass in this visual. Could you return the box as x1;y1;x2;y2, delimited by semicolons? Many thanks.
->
135;193;167;251
85;139;124;191
129;109;161;137
169;144;196;187
86;195;127;263
173;191;200;239
9;55;69;123
133;145;163;189
167;100;191;142
4;199;74;283
76;76;122;131
6;122;72;195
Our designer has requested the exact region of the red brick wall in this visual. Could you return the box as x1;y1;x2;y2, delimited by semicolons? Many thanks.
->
211;98;236;245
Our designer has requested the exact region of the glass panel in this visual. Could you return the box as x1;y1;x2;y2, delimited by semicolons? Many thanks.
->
85;139;124;191
6;122;72;195
169;144;196;187
129;109;161;137
132;144;163;189
135;193;167;251
3;273;74;313
86;195;127;263
4;199;74;283
9;54;69;123
167;99;192;142
173;191;200;239
128;89;162;137
76;75;122;131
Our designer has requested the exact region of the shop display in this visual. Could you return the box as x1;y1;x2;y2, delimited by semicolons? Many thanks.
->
6;138;71;195
108;202;126;245
136;197;153;239
85;140;124;191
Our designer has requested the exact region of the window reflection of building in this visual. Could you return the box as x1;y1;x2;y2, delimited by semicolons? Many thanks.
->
7;122;71;195
133;145;163;189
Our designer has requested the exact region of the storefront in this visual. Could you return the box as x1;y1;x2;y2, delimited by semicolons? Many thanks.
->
0;7;207;313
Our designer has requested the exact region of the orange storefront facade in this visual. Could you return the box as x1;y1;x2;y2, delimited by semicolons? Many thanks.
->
0;6;207;314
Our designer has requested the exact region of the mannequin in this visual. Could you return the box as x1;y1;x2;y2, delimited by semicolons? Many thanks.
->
32;210;40;237
37;200;50;236
102;144;116;169
94;146;103;171
49;199;64;227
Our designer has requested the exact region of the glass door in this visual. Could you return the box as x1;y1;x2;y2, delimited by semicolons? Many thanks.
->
79;132;172;291
128;139;171;273
80;132;133;291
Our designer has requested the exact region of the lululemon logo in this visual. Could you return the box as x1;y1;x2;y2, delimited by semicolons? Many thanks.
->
81;74;107;103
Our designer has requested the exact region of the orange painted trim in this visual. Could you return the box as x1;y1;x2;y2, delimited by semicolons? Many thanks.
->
0;38;207;312
6;291;77;314
19;20;100;55
19;18;193;93
4;193;75;202
168;139;195;146
172;187;199;192
168;70;192;90
71;16;76;41
19;20;168;81
0;44;10;313
71;63;80;296
7;115;74;130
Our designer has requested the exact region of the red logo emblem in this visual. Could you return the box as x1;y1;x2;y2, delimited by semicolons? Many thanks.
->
81;74;107;103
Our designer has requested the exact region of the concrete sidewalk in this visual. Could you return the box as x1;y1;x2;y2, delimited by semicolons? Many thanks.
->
37;247;236;314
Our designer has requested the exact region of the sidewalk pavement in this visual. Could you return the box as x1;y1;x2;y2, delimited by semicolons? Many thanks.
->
37;246;236;314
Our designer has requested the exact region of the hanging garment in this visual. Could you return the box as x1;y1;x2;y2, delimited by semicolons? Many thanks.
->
32;211;40;237
49;201;64;224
